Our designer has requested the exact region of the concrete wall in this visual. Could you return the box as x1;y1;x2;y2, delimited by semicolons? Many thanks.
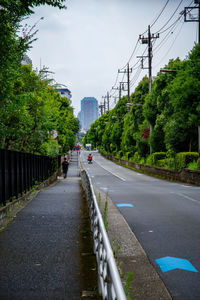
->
100;152;200;185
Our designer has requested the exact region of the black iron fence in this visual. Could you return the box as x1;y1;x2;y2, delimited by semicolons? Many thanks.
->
0;149;61;207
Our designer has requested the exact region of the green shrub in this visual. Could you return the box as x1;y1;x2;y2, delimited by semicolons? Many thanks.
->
129;157;135;162
197;158;200;169
146;155;153;165
167;158;177;170
133;152;141;163
139;157;145;164
122;152;132;160
116;150;123;158
176;152;199;170
157;159;167;168
187;161;199;170
152;152;166;165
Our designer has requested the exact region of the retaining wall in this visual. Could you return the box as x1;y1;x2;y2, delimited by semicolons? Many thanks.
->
100;152;200;185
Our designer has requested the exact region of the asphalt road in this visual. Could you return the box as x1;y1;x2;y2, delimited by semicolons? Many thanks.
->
82;150;200;300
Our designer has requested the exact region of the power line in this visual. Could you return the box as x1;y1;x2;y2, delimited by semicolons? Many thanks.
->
153;18;183;53
118;63;133;109
154;0;184;34
153;1;197;57
130;67;142;88
150;0;170;28
158;12;183;35
140;0;170;36
105;0;195;112
118;38;140;71
153;21;185;68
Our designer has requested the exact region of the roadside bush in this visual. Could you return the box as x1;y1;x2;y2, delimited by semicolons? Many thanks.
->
122;152;132;160
116;150;123;158
133;152;141;163
176;152;199;170
139;157;146;164
197;158;200;169
187;161;199;170
152;152;166;165
129;157;135;162
157;159;167;168
165;158;174;170
146;155;153;165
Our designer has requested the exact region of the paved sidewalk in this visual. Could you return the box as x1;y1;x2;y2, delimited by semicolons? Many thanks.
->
0;153;90;300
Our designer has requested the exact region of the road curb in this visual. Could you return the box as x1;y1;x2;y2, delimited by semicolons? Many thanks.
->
93;184;172;300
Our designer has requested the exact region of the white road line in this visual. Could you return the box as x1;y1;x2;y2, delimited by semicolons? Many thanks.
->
176;193;199;204
181;185;191;188
94;159;126;181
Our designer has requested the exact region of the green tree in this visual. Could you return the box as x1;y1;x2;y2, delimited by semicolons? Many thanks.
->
0;0;66;153
121;76;149;158
165;44;200;152
143;58;183;153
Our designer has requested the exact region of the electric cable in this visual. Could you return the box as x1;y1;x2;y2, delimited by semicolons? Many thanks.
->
105;0;196;111
140;0;170;36
153;20;185;69
150;0;170;28
154;0;196;56
154;18;183;53
154;0;184;34
154;0;194;35
118;38;140;71
130;67;142;88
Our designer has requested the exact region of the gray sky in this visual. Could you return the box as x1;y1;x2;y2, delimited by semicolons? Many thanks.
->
24;0;198;116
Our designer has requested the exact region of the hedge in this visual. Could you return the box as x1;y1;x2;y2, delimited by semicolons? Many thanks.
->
176;152;199;170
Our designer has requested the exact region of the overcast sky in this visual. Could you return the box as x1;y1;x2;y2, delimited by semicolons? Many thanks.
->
23;0;198;116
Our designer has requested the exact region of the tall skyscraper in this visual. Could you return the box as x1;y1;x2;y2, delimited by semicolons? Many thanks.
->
81;97;98;131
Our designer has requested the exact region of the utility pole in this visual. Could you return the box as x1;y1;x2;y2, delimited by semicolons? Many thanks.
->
112;96;118;104
112;82;123;102
102;96;107;113
118;63;132;109
148;25;152;93
99;103;104;116
139;25;159;154
106;92;111;111
139;25;159;93
184;0;200;43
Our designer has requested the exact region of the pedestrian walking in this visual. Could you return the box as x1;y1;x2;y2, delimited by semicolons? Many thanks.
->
62;157;69;178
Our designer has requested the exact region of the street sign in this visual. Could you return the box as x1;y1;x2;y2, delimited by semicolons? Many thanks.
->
75;145;81;151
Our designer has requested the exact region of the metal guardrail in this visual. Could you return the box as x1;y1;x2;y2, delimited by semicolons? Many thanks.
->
80;155;126;300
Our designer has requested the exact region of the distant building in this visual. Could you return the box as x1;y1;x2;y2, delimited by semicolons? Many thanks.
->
77;111;81;123
81;97;98;131
56;88;72;104
21;54;32;65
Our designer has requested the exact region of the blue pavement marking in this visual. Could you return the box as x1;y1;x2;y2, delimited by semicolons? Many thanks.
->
151;179;159;182
117;203;134;208
100;187;109;191
156;256;199;273
100;187;115;192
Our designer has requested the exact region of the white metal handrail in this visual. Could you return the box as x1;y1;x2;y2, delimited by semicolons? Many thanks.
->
80;156;126;300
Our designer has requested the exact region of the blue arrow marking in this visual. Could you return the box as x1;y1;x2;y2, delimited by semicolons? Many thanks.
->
156;257;198;273
117;203;134;208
